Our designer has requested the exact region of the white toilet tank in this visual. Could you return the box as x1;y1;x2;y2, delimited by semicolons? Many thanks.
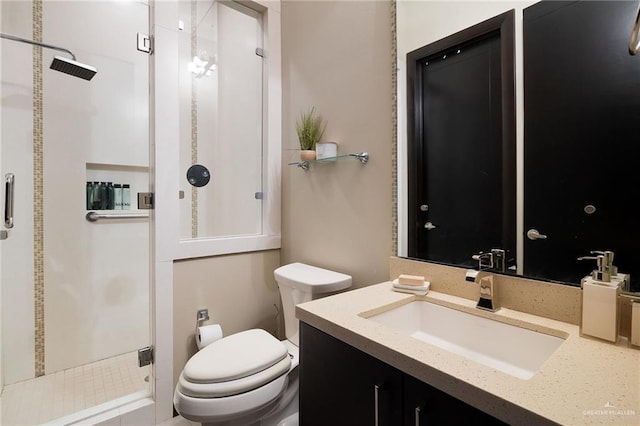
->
274;263;352;346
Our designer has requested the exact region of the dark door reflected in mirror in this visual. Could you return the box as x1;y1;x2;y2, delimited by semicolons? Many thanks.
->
523;0;640;292
399;0;640;295
407;11;516;272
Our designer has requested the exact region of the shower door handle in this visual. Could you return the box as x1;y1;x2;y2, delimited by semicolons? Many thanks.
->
4;173;14;229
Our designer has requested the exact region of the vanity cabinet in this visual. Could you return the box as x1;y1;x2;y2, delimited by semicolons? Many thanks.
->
402;374;505;426
299;322;403;425
299;322;506;426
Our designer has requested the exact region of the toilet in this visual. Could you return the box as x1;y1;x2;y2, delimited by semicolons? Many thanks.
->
173;262;352;425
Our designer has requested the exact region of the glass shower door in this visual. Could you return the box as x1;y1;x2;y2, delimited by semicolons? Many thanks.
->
1;1;152;424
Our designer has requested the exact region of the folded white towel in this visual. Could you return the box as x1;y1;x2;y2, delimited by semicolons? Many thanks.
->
392;279;430;295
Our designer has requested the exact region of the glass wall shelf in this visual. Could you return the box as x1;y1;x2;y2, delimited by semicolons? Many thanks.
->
288;152;369;170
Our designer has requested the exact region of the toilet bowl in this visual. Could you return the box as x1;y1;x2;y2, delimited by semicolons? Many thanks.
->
173;262;352;425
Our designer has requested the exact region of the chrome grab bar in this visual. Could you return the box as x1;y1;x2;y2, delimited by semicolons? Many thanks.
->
4;173;14;229
85;211;149;222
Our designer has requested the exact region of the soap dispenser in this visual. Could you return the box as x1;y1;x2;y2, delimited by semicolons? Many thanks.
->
578;251;623;342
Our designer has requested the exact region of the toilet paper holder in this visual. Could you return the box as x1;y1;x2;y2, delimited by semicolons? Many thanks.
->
194;308;224;350
197;308;209;321
196;308;209;327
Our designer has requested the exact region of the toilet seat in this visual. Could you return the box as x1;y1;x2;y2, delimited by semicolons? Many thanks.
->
178;356;290;398
174;374;290;423
178;329;291;398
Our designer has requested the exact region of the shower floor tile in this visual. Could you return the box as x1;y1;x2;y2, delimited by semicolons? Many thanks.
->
0;351;150;426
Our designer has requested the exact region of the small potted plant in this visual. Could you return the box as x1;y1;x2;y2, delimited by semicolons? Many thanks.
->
296;106;326;161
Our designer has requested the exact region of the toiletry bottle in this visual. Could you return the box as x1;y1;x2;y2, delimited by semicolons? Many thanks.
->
91;181;101;209
631;299;640;348
114;184;122;210
99;182;107;210
106;182;114;209
122;184;130;210
579;252;622;342
86;182;93;210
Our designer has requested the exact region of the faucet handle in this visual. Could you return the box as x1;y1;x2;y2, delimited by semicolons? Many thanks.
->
472;249;507;272
472;251;493;270
490;249;506;272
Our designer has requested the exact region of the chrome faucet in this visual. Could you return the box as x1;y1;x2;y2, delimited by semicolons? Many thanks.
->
467;250;502;312
472;252;494;271
471;248;506;273
476;273;500;312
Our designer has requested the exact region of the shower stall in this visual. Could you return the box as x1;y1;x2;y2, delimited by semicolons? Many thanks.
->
1;0;153;424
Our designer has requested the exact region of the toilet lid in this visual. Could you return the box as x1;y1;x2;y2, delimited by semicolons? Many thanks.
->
183;329;289;384
177;356;291;398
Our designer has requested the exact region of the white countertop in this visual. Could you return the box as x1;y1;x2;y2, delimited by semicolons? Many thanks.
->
295;281;640;425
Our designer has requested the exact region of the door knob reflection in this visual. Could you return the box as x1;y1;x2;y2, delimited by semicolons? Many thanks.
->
527;229;548;240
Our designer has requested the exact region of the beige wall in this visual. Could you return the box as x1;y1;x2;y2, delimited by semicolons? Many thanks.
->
173;250;281;386
172;0;393;388
280;0;393;287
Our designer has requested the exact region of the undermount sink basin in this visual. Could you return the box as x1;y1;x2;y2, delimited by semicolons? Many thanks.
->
366;301;565;380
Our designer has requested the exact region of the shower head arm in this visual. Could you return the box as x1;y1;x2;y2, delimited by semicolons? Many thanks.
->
0;32;76;61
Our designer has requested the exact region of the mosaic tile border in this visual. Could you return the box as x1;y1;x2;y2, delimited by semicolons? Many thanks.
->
32;0;45;377
391;0;398;257
190;0;199;238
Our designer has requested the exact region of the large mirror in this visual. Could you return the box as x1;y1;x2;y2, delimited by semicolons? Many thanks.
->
395;0;640;294
405;9;516;273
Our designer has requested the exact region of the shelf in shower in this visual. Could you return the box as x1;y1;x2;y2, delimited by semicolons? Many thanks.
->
86;162;149;172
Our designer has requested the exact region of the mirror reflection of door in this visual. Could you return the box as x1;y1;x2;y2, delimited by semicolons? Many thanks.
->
407;11;516;270
523;0;640;291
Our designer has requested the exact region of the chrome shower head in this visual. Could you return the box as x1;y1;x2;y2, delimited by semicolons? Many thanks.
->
1;32;97;80
50;55;97;81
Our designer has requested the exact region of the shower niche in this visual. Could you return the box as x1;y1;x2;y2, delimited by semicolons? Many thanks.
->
85;163;148;212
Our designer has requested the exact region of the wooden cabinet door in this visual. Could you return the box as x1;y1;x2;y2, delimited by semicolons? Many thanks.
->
299;323;403;426
403;375;506;426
